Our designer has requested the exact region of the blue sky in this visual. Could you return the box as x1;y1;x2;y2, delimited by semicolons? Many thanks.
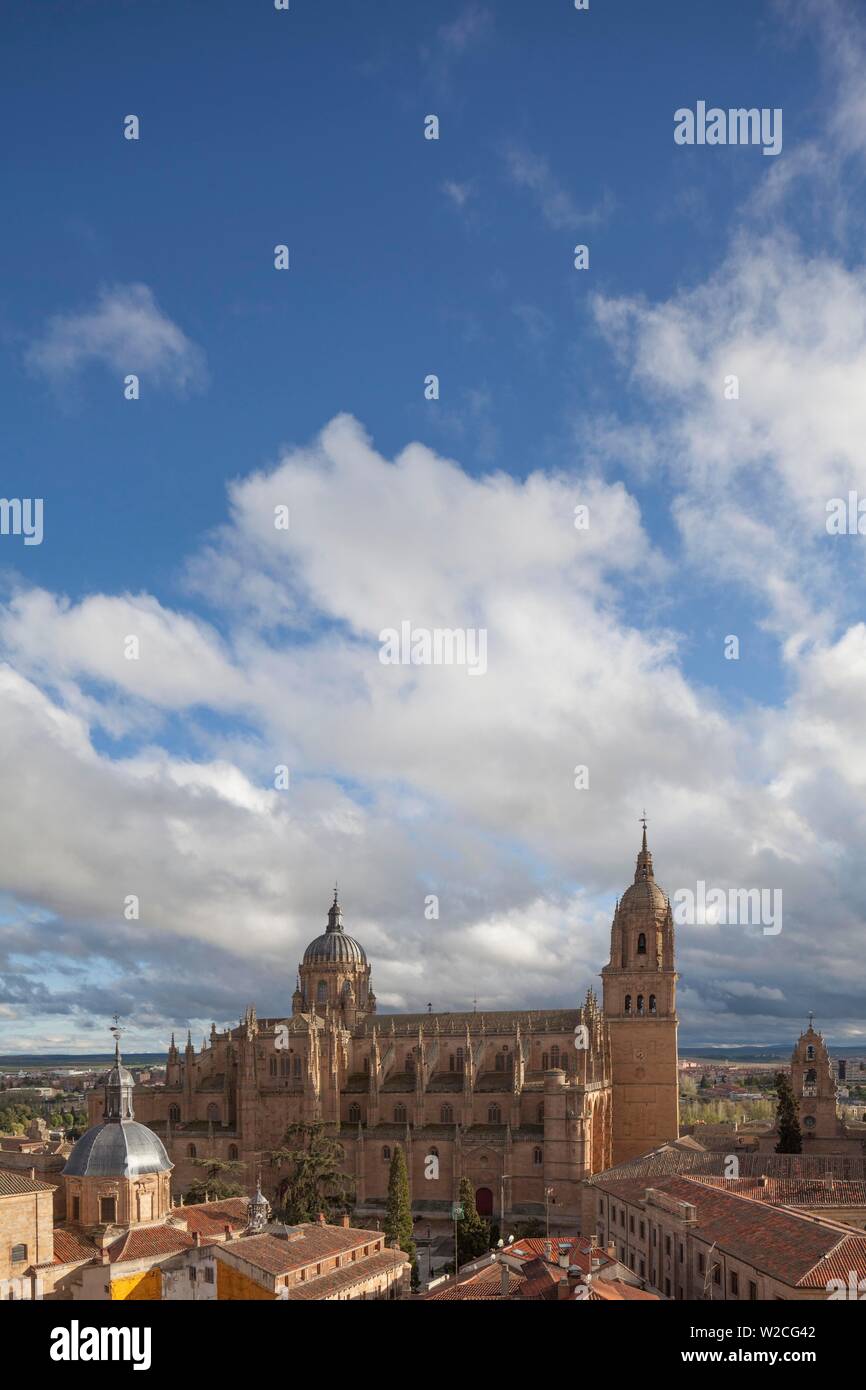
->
2;0;866;1053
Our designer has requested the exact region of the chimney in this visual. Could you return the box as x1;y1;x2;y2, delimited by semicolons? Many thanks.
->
606;1243;616;1260
224;1223;233;1240
317;1211;326;1225
100;1248;110;1266
500;1261;510;1297
30;1167;36;1181
341;1214;350;1228
193;1231;202;1247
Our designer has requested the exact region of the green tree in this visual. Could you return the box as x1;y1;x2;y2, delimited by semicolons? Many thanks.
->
185;1157;246;1204
774;1072;802;1154
270;1121;353;1223
455;1176;490;1266
384;1145;417;1286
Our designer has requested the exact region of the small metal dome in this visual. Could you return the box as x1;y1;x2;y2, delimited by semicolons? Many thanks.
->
63;1120;172;1179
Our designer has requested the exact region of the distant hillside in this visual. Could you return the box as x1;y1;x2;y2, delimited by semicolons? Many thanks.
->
0;1054;165;1068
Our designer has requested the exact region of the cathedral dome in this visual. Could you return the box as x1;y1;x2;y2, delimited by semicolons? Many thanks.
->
63;1120;171;1179
617;822;669;918
302;890;367;966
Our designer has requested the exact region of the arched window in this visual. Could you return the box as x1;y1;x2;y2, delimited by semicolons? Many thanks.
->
624;995;632;1015
649;994;657;1015
456;1048;464;1073
394;1104;407;1123
637;932;647;955
187;1144;197;1158
636;995;644;1016
348;1103;360;1123
806;1068;817;1085
533;1146;543;1166
405;1052;415;1073
228;1144;239;1161
441;1104;453;1123
537;1102;544;1123
280;1056;289;1077
293;1055;302;1078
269;1056;277;1076
207;1102;220;1123
317;981;327;1005
382;1146;391;1160
806;1045;815;1060
168;1104;180;1124
550;1044;560;1067
449;1054;455;1072
488;1104;501;1124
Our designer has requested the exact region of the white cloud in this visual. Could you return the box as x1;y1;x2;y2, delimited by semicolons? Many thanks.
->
25;283;206;391
504;144;614;230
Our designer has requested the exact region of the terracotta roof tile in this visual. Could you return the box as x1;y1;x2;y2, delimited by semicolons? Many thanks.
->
107;1226;195;1263
49;1227;97;1266
285;1248;406;1299
217;1223;388;1276
179;1197;249;1235
593;1171;866;1286
0;1167;56;1195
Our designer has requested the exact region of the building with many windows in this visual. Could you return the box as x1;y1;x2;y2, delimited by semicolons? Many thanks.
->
89;827;682;1225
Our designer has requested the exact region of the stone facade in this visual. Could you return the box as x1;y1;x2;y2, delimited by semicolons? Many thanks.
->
0;1170;55;1290
89;830;681;1224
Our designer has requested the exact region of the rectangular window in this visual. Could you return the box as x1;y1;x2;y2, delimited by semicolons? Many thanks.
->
749;1281;757;1300
713;1266;721;1286
698;1252;705;1274
665;1234;671;1256
639;1221;645;1240
619;1208;625;1227
639;1259;645;1279
189;1267;197;1282
72;1196;80;1221
629;1215;635;1234
679;1243;684;1264
664;1277;671;1297
652;1228;657;1247
730;1271;739;1296
10;1244;27;1263
99;1195;117;1224
205;1266;215;1284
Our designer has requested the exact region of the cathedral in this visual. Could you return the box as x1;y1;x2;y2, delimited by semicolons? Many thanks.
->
94;827;680;1224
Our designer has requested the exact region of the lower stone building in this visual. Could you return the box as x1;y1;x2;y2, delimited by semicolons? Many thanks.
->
0;1168;56;1297
586;1155;866;1300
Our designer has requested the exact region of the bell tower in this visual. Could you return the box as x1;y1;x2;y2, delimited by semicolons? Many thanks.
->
790;1015;841;1142
602;820;679;1164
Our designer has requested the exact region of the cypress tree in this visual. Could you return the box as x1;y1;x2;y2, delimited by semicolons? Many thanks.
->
774;1071;802;1153
456;1175;490;1265
385;1146;417;1284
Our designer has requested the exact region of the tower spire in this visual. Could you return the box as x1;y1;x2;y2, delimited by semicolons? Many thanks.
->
635;812;653;881
327;887;343;933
